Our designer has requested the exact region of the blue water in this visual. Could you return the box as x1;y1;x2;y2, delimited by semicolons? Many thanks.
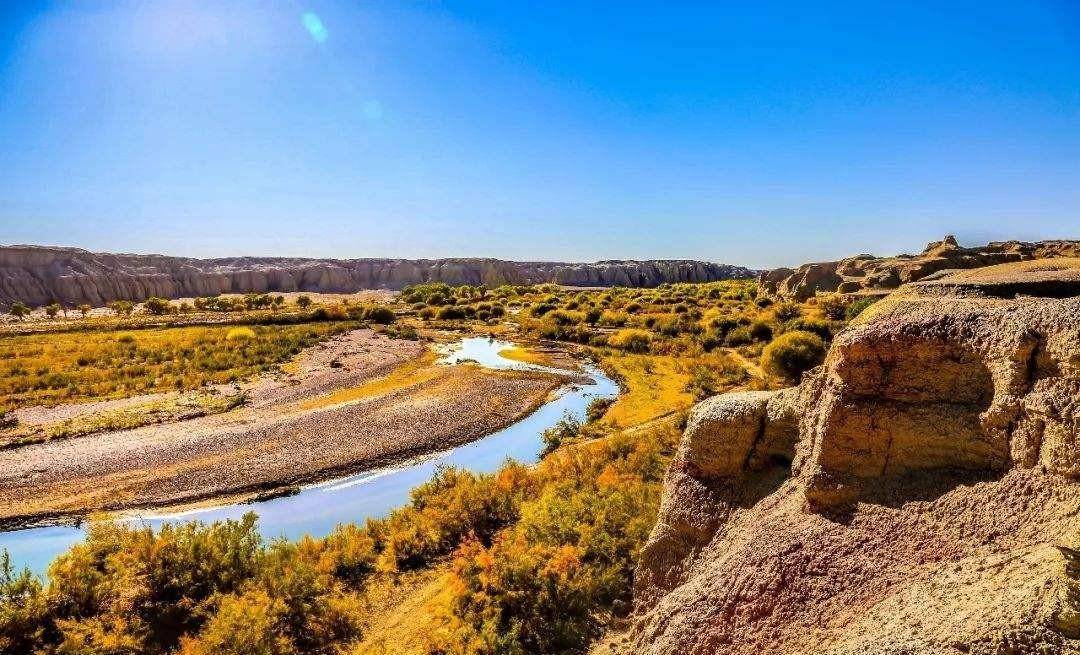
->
0;337;617;576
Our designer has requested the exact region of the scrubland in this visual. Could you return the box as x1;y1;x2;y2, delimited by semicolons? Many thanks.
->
0;281;874;655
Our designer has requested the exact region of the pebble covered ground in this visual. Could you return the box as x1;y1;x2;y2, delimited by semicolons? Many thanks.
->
0;329;567;527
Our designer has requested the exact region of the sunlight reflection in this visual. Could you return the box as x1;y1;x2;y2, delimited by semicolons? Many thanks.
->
302;12;328;43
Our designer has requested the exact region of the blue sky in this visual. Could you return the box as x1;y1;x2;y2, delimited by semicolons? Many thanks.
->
0;1;1077;268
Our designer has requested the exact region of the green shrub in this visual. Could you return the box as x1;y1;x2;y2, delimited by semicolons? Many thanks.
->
437;306;467;320
816;293;849;320
531;303;557;317
761;330;826;382
541;414;582;454
748;320;773;342
772;301;801;322
8;301;31;320
143;296;173;315
724;326;752;346
363;306;397;324
585;397;614;423
783;317;831;341
845;296;879;320
608;329;651;353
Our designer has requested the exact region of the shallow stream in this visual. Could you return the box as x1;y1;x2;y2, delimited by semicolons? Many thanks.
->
0;337;618;576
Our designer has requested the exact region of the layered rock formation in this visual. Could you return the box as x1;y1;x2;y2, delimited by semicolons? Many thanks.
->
609;262;1080;655
759;235;1080;301
0;245;756;308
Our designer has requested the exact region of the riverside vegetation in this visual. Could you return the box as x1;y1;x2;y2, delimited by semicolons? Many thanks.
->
0;281;874;654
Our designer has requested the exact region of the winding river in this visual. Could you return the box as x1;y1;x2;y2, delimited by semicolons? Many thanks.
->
0;337;618;576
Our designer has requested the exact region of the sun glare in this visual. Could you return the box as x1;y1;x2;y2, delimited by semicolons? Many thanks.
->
302;12;328;43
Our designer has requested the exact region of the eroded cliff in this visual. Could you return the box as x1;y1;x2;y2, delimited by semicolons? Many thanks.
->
606;262;1080;655
759;235;1080;301
0;245;756;307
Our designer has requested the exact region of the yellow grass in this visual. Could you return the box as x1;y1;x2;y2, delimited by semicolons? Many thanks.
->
0;322;350;410
599;353;694;427
349;568;456;655
1;391;244;448
497;345;557;367
300;348;440;410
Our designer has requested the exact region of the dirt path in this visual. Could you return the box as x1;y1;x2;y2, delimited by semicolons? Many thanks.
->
0;330;568;528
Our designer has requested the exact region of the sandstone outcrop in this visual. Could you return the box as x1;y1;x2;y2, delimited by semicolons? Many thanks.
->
0;245;756;308
759;236;1080;301
610;262;1080;655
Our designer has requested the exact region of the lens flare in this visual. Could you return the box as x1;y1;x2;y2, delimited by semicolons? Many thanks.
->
301;12;328;43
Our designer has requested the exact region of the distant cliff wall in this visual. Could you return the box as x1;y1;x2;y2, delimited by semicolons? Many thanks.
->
0;245;756;307
757;236;1080;301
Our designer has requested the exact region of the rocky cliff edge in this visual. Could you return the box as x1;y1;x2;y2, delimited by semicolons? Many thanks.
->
607;261;1080;655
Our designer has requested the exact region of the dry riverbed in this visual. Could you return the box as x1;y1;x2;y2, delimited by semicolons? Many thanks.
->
0;329;569;528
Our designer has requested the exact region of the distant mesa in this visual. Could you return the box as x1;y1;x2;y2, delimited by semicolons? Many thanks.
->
758;235;1080;301
0;245;757;308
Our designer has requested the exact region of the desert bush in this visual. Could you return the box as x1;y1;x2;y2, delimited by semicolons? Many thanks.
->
108;300;135;316
598;311;628;328
541;413;582;454
608;329;651;353
531;303;557;317
312;304;348;321
438;306;467;320
772;301;801;323
0;551;47;654
44;303;61;319
845;296;878;320
724;325;753;346
362;305;397;324
143;296;173;315
783;317;831;341
748;320;773;342
295;295;312;309
585;397;615;423
816;293;849;320
761;330;826;382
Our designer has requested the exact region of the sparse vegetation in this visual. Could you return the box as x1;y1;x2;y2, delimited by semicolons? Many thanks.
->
761;330;826;382
0;278;863;655
0;322;351;409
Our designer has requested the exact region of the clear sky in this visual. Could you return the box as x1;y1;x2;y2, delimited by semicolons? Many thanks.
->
0;1;1077;268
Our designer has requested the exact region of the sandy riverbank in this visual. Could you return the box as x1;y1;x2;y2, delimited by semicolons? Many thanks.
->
0;329;569;528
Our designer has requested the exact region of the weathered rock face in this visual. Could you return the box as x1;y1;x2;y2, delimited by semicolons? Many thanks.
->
0;245;756;308
758;236;1080;301
613;263;1080;655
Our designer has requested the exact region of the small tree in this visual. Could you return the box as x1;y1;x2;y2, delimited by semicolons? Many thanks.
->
142;297;172;315
9;301;31;321
44;303;61;319
108;300;134;316
296;295;312;309
77;304;92;318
